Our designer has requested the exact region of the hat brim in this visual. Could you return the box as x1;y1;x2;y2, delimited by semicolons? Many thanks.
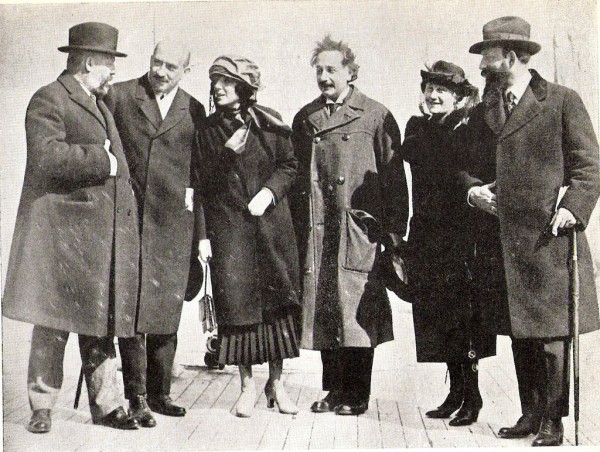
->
58;45;127;57
209;66;259;90
420;71;477;97
468;39;540;55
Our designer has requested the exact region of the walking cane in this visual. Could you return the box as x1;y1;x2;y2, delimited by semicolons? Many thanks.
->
74;367;84;409
570;229;580;446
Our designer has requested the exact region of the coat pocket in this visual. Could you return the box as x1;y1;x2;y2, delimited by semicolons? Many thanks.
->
343;209;378;273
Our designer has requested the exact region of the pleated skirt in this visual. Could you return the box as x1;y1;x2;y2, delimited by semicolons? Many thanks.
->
218;314;300;366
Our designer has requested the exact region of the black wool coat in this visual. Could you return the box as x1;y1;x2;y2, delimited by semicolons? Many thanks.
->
196;106;301;327
458;70;600;338
3;72;140;337
401;113;496;362
107;75;206;334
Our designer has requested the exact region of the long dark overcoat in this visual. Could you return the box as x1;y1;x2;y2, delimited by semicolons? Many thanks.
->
2;72;140;337
290;87;409;350
196;106;301;327
401;113;496;362
458;70;600;338
107;75;206;335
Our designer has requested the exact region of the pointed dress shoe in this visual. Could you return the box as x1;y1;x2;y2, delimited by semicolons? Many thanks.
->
311;390;343;413
498;414;541;439
129;395;157;428
335;399;369;416
532;418;563;447
27;409;52;433
426;391;463;419
448;395;482;427
147;395;186;417
97;406;140;430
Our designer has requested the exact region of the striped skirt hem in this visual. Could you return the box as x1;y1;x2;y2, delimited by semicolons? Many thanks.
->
218;314;300;366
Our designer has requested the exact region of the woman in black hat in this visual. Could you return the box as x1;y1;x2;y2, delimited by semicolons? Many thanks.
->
195;55;301;418
400;61;495;426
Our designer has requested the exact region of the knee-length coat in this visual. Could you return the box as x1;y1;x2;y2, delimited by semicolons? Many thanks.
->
107;76;206;335
458;70;600;338
2;72;140;337
290;87;409;350
196;105;301;327
401;112;496;362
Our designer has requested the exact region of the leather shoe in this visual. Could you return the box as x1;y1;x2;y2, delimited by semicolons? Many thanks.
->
129;395;157;428
426;391;463;419
27;409;51;433
498;414;541;439
311;390;343;413
97;406;140;430
532;418;563;447
147;396;186;417
335;400;369;416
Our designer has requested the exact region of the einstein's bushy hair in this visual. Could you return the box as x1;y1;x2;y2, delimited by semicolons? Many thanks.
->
310;35;359;81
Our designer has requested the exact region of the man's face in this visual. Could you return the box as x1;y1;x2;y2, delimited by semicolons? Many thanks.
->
479;47;512;79
149;43;189;95
314;50;352;101
86;54;116;98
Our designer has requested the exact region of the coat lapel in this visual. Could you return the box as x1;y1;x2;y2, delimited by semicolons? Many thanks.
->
499;70;547;140
135;76;162;131
307;86;364;134
58;72;106;128
155;89;189;137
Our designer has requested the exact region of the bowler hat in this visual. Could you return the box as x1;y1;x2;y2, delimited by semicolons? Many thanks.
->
58;22;127;57
469;16;541;55
209;55;262;91
420;61;477;97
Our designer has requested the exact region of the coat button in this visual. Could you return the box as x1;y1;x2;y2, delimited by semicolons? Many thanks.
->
327;184;334;192
342;133;350;141
313;136;321;144
336;176;345;185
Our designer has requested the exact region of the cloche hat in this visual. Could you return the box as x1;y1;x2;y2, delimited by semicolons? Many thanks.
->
209;55;262;91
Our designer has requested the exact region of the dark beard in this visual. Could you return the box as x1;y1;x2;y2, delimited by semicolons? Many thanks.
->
482;69;511;95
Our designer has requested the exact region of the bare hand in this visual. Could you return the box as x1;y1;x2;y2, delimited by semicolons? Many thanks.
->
549;207;576;236
468;181;497;216
248;188;273;216
199;239;212;263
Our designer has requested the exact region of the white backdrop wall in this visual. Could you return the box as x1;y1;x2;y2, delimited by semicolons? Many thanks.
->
1;0;598;291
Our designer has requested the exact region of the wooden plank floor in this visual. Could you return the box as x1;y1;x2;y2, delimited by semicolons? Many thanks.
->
3;295;600;451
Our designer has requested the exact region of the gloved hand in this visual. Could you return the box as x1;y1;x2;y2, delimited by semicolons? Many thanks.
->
199;239;212;263
248;187;274;216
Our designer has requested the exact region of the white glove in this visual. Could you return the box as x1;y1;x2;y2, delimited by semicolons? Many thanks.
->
199;239;212;263
248;187;274;216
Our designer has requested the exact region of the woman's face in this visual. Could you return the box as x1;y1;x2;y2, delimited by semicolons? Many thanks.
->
212;75;241;109
424;82;458;115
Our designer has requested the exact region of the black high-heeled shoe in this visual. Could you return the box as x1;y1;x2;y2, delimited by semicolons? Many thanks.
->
426;363;464;419
449;362;481;427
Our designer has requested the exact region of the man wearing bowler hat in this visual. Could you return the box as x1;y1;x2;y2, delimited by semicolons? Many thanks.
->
2;22;141;432
457;16;600;446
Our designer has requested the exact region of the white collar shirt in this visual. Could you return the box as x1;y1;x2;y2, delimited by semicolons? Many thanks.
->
155;86;179;119
507;72;532;106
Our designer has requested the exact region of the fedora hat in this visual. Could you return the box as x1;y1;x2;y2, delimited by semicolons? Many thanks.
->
469;16;541;55
420;61;478;97
58;22;127;57
209;55;262;91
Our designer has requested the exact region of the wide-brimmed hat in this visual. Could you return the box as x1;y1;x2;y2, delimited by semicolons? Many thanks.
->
469;16;541;55
58;22;127;57
420;61;477;97
208;55;262;91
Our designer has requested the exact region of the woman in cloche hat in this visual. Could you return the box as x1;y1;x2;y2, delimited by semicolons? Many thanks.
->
400;61;496;427
195;55;301;418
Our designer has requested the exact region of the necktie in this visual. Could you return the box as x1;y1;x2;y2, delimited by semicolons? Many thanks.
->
504;91;517;116
327;103;341;116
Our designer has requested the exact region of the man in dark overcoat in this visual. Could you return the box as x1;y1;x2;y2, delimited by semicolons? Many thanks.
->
2;22;141;432
459;16;600;446
290;36;409;416
107;39;206;424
